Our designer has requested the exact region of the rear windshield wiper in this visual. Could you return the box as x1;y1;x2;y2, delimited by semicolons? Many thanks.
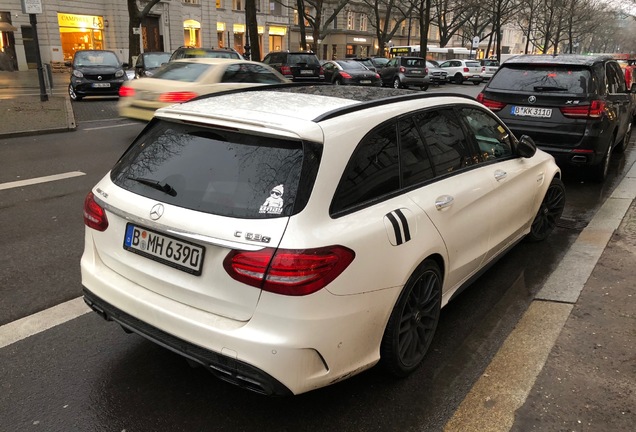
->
127;177;177;197
533;86;568;92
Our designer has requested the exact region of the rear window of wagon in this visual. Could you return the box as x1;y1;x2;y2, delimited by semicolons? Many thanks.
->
111;121;321;219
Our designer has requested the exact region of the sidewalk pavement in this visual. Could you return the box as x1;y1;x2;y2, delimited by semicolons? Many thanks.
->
1;70;635;431
0;70;76;138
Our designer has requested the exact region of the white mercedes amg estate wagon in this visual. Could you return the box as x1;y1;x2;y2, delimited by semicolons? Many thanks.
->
81;85;565;395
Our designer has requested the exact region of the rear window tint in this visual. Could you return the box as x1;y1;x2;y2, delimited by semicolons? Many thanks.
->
402;58;424;67
488;65;593;94
289;54;320;66
152;62;211;82
466;61;481;68
111;121;320;219
482;60;499;66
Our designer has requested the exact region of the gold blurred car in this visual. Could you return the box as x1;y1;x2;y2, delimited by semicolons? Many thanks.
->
117;58;289;121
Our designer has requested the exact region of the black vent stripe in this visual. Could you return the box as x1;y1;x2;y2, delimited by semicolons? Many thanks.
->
386;209;411;245
386;212;403;245
394;209;411;242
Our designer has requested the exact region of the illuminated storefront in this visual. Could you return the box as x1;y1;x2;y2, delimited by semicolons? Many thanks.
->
183;20;201;47
57;13;104;61
268;26;286;52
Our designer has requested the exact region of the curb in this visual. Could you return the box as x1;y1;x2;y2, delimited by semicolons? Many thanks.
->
0;96;76;139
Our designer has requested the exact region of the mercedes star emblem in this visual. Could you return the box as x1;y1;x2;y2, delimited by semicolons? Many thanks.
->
98;75;102;80
150;203;164;221
528;95;537;104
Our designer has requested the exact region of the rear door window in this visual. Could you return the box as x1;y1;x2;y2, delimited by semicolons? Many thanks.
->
111;121;320;219
488;65;594;94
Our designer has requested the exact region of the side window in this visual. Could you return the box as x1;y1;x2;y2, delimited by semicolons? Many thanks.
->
399;117;434;187
440;61;449;68
607;62;626;93
413;110;477;175
331;122;400;213
459;107;513;161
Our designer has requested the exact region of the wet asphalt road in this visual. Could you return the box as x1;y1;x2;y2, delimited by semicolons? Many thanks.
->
1;85;635;431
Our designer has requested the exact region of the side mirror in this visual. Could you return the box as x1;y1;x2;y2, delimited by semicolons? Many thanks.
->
64;61;72;67
517;135;537;158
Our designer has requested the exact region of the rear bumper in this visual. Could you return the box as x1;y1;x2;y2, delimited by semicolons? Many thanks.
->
83;288;292;396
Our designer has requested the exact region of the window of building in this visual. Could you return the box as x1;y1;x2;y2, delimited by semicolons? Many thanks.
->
216;0;223;8
233;0;243;11
183;0;201;4
359;15;367;32
347;12;355;30
346;45;354;57
269;1;282;15
183;19;201;47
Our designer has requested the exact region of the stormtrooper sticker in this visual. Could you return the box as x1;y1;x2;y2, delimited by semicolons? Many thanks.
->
259;184;284;214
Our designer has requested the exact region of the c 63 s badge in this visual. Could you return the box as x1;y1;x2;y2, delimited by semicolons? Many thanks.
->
234;231;271;244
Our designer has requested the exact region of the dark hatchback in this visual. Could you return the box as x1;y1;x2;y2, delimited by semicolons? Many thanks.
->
321;59;381;86
477;54;634;181
134;52;171;78
66;50;128;101
261;51;325;82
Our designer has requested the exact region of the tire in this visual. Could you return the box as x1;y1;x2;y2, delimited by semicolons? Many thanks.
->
526;177;566;242
454;73;464;84
420;84;429;91
393;77;402;89
593;136;614;182
614;121;632;153
68;84;82;101
381;259;442;377
334;78;342;86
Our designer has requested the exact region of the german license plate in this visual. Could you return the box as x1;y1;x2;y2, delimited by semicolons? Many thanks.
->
411;70;422;74
360;80;371;84
92;83;111;88
123;223;205;275
511;106;553;118
300;69;314;75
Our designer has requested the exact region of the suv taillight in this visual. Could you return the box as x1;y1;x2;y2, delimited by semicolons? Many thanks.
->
223;246;355;296
280;65;292;76
560;100;606;118
83;192;108;231
476;93;506;111
463;67;469;72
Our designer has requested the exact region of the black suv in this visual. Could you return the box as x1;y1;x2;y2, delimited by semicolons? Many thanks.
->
169;46;243;62
66;50;128;101
261;51;324;82
477;54;634;181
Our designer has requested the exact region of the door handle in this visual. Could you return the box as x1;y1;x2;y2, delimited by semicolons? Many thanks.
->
435;195;454;210
494;169;507;181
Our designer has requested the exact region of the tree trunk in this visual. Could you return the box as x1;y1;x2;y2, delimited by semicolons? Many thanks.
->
245;0;260;60
127;1;141;65
297;0;307;51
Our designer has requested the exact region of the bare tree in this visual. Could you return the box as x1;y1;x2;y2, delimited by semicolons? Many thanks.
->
245;0;260;60
299;0;350;58
360;0;415;56
126;0;162;65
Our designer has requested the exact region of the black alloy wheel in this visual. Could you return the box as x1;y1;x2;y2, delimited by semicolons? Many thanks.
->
420;84;429;91
614;122;632;153
593;135;615;182
526;177;566;242
68;84;82;101
381;260;442;377
454;73;464;84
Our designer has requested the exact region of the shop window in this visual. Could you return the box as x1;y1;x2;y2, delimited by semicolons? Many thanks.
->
183;20;201;47
346;45;354;57
233;0;243;11
216;0;223;8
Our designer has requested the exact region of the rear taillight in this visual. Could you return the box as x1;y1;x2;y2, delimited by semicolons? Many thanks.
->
476;93;506;111
463;67;469;73
399;66;406;73
158;92;198;103
560;100;605;118
223;246;355;296
83;192;108;231
340;71;352;79
425;67;429;74
482;66;486;72
280;65;292;76
119;86;135;97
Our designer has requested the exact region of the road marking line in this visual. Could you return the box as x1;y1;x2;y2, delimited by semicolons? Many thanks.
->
0;298;91;349
83;122;141;131
0;171;86;191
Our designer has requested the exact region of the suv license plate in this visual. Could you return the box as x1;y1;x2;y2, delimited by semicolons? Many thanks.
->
92;83;111;88
123;223;205;275
511;106;553;118
300;69;314;75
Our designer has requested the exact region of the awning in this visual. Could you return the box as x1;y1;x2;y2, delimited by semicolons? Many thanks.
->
0;22;18;32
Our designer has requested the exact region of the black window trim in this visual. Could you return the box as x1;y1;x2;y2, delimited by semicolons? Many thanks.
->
329;103;513;219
